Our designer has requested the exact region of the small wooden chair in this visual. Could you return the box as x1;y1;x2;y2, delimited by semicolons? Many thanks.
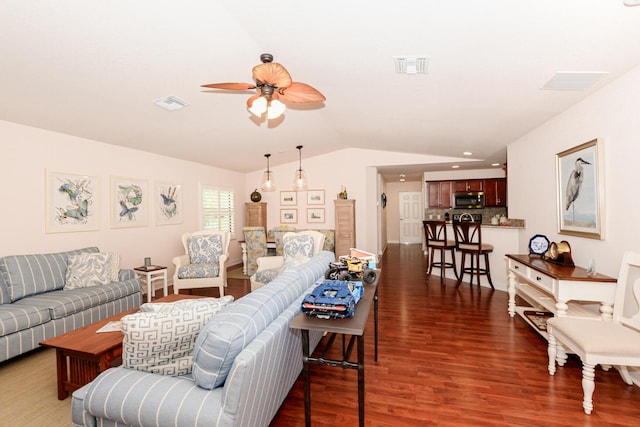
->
423;220;458;281
547;251;640;414
452;221;494;289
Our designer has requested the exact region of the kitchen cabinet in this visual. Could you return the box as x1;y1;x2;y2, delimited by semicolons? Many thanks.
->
453;180;483;192
483;178;507;207
334;199;356;257
245;202;267;230
427;181;452;208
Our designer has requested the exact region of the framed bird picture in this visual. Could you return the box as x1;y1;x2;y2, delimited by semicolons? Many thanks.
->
45;170;99;233
155;182;183;225
556;138;604;240
111;176;149;228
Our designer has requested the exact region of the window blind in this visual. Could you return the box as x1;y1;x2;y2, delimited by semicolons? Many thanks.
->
201;185;235;236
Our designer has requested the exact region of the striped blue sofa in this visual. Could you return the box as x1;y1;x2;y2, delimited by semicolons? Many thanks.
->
0;247;142;363
71;250;335;427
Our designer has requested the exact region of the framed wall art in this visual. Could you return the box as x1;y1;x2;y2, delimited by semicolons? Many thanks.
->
556;138;604;240
307;208;325;223
280;191;297;206
156;182;183;225
111;176;149;228
280;208;298;224
45;170;99;233
307;189;325;205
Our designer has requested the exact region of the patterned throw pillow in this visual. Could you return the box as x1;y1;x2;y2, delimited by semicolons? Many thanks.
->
105;252;120;281
121;297;234;376
64;253;112;289
283;234;314;259
187;234;223;264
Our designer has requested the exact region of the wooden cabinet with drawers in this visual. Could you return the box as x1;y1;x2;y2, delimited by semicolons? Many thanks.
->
334;199;356;257
245;202;267;230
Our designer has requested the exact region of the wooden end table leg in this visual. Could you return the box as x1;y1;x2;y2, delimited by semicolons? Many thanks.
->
301;329;311;427
358;333;365;427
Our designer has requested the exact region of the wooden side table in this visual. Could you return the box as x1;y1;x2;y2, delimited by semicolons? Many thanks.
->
290;272;379;427
134;265;168;303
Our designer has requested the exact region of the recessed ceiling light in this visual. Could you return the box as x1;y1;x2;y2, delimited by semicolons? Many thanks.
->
463;151;472;156
452;165;460;169
154;95;189;111
491;163;501;167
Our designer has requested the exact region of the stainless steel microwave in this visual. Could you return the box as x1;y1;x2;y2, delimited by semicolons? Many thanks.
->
453;192;485;209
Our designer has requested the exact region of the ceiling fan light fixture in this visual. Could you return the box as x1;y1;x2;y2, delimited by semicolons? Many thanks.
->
267;99;286;119
292;145;308;191
248;96;268;117
261;153;276;192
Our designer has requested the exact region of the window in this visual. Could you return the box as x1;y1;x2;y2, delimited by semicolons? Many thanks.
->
200;185;235;238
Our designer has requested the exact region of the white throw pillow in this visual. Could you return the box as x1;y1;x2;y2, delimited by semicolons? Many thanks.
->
121;297;234;376
64;252;112;289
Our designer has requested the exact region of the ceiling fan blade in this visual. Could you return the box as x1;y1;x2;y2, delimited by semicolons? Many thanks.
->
279;82;326;104
201;82;256;90
252;62;292;88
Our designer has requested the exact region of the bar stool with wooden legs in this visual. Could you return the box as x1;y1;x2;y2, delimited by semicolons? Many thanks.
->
452;221;494;289
423;220;458;281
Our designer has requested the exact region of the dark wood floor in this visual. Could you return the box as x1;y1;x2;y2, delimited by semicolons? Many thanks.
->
224;244;640;427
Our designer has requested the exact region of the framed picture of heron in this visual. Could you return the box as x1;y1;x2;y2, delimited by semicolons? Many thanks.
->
556;139;604;240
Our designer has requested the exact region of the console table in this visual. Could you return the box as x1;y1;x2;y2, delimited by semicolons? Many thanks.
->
505;254;617;339
290;273;379;427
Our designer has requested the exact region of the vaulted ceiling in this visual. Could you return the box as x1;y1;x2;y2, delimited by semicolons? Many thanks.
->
2;1;639;177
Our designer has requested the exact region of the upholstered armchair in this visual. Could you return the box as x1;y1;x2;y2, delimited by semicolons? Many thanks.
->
243;226;268;276
172;230;230;297
250;230;326;292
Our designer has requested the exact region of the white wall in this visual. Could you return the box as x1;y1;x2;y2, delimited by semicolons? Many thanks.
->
0;120;246;279
244;148;457;255
508;63;640;278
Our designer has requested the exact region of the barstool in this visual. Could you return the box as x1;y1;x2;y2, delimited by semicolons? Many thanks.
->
452;221;494;289
423;220;458;281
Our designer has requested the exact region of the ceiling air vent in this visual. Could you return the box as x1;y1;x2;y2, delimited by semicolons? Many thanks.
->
154;95;190;111
541;72;608;91
394;56;429;74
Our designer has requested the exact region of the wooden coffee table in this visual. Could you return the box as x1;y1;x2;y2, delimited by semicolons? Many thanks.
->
40;294;202;399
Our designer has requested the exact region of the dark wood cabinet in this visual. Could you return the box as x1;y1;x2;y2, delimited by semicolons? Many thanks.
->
453;180;483;192
427;181;452;208
482;178;507;207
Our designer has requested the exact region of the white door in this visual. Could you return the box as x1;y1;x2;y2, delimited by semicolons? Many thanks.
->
399;191;422;244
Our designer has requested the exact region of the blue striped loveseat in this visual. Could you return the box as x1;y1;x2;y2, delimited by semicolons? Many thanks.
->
0;247;142;362
71;250;335;427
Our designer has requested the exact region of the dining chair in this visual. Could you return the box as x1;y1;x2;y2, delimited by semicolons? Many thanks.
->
242;226;268;276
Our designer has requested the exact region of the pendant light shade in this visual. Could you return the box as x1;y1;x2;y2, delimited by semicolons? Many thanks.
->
261;153;276;192
293;145;308;191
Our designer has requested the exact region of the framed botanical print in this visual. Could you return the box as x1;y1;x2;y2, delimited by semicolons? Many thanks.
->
156;182;183;225
111;176;149;228
45;170;99;233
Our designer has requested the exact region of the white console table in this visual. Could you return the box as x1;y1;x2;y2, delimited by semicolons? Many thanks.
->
506;254;617;340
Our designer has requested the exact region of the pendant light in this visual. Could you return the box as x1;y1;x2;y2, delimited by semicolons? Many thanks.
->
292;145;308;191
260;154;276;192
